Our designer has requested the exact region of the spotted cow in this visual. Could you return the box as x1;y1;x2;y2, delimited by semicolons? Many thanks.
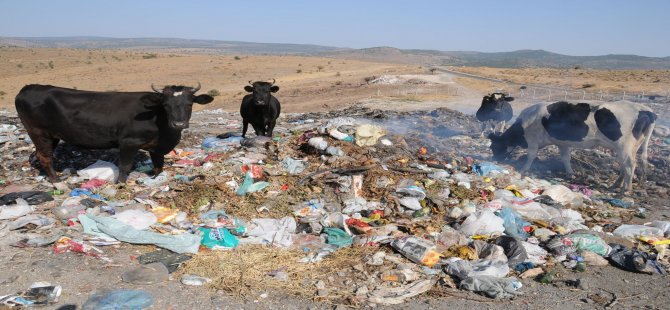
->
488;101;656;193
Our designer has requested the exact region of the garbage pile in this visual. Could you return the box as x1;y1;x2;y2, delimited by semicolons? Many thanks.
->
1;107;669;307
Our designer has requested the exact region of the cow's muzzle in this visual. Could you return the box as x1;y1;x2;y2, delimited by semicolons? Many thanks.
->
171;121;189;129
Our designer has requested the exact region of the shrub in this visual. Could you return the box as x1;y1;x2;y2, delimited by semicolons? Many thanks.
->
234;56;241;60
581;83;595;89
317;65;324;72
142;54;157;59
296;69;302;73
48;61;54;69
207;89;221;97
16;64;22;68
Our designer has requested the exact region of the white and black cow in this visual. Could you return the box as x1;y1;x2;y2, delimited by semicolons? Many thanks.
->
488;101;657;193
476;93;514;133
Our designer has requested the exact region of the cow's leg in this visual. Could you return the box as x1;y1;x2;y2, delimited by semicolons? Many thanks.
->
266;120;276;137
638;124;654;185
149;151;165;176
558;145;574;177
520;143;539;174
118;144;139;183
252;123;262;136
622;154;636;194
31;134;59;182
242;120;249;138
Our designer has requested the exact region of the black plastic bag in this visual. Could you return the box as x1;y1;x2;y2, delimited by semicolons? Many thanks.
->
0;191;54;205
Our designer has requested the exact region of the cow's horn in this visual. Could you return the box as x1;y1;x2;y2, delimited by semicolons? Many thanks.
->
151;83;162;93
270;79;276;85
192;82;201;92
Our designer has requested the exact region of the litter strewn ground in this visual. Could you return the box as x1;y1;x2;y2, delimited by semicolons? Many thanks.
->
1;105;670;309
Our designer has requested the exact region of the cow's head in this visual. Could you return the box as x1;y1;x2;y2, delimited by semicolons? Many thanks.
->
143;83;214;130
244;80;279;107
483;93;514;105
487;132;511;160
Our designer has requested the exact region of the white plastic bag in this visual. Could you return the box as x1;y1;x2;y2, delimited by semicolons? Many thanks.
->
113;209;157;230
459;210;505;236
0;199;33;220
77;160;119;182
613;224;664;239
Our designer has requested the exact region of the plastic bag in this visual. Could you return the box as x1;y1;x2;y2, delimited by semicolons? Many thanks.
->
546;233;611;257
497;207;530;240
473;162;505;176
651;221;670;237
355;124;385;146
280;157;308;175
613;224;664;239
459;210;505;236
244;217;297;248
86;215;201;254
472;240;508;263
444;258;510;280
77;160;119;182
113;209;157;230
542;184;580;205
391;236;441;267
236;172;269;196
0;200;33;220
521;241;548;265
0;191;53;205
495;236;528;267
459;276;522;299
608;244;666;275
324;227;353;248
199;227;239;249
82;290;153;310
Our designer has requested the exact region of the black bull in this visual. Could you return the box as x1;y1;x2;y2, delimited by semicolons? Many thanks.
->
15;84;213;183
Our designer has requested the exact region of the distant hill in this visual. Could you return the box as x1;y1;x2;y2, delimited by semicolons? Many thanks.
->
0;36;349;55
2;36;669;69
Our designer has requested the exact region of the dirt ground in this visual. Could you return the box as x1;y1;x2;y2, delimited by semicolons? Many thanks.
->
449;66;670;94
1;48;670;309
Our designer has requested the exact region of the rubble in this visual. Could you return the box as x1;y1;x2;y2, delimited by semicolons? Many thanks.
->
1;106;669;307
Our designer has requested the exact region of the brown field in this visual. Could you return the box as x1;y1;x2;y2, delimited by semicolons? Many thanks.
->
0;47;448;113
450;66;670;94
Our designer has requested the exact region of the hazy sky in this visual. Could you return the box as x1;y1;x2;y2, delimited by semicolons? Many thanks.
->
1;0;668;57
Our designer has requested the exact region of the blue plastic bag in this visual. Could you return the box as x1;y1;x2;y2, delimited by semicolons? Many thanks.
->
473;162;505;176
497;207;530;240
82;290;153;310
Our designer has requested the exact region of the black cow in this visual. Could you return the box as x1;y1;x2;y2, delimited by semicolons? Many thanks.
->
476;93;514;133
488;101;656;194
240;80;281;137
15;83;213;183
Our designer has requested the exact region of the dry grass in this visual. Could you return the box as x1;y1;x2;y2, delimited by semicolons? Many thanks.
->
177;245;378;300
0;47;423;113
450;66;670;93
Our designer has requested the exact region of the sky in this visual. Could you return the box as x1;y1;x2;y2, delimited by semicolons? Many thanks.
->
1;0;669;57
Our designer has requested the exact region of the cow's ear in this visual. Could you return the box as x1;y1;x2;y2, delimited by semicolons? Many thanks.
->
505;96;515;102
244;85;254;92
140;94;164;108
270;85;279;93
194;94;214;105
